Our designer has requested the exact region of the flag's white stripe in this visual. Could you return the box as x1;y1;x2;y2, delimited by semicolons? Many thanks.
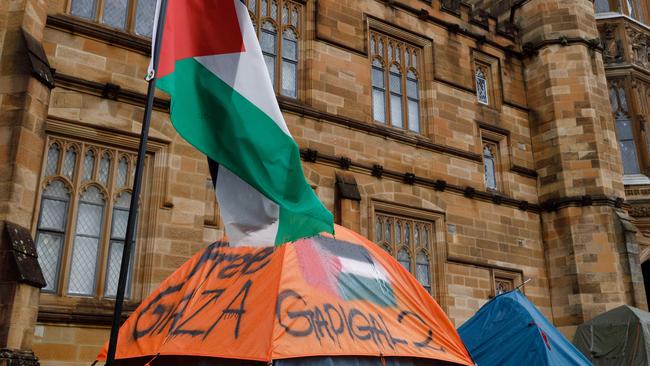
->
216;166;280;246
194;0;291;136
147;0;163;80
339;257;389;282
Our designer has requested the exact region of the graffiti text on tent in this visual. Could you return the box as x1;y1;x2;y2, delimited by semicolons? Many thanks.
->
132;243;272;340
276;289;446;352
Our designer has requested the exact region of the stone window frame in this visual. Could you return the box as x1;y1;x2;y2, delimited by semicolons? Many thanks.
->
245;0;303;99
479;128;511;195
367;18;433;135
595;0;649;21
33;118;170;310
65;0;156;38
609;78;648;176
472;51;502;110
491;269;522;297
369;200;446;300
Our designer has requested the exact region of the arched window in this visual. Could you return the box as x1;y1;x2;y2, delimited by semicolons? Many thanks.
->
68;186;106;295
372;59;387;124
483;142;498;190
105;192;134;298
261;21;278;86
36;138;146;299
416;251;431;293
45;143;60;177
475;67;489;105
116;156;129;188
249;0;302;98
370;31;422;132
281;29;298;98
62;146;77;180
374;210;436;295
35;180;71;292
389;65;404;128
610;81;641;175
82;149;95;181
397;248;411;273
98;152;111;185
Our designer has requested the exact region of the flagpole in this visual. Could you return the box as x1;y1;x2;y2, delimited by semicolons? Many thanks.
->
105;1;168;364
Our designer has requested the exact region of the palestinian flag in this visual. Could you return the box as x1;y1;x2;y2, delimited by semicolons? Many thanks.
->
296;237;396;307
152;0;334;246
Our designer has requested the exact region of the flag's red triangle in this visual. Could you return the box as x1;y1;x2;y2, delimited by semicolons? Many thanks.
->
158;0;245;79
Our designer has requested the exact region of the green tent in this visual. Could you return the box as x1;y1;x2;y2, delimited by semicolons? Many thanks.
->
573;305;650;366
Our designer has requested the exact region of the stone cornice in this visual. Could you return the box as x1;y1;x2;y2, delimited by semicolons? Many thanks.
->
538;194;628;212
38;305;135;326
522;36;604;58
299;147;541;213
53;72;540;179
46;14;150;55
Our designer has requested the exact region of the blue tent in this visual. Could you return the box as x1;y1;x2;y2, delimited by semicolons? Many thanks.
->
458;291;592;366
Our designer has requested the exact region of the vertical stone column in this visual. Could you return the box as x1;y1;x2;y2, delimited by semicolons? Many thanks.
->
518;0;646;336
0;0;52;364
0;0;51;231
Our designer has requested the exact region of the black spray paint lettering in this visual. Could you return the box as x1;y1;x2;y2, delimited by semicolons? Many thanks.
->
276;290;438;351
133;243;271;340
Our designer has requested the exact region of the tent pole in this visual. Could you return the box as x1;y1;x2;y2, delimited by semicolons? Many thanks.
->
104;1;168;364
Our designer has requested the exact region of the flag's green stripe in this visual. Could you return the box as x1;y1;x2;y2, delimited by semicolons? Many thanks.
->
337;273;396;308
157;58;333;245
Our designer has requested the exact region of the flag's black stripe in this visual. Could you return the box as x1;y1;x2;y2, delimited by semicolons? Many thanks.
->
316;237;373;264
207;157;219;190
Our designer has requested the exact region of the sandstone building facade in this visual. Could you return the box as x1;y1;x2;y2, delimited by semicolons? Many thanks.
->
1;0;649;365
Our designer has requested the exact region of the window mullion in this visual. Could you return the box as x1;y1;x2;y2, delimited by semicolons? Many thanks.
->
59;184;80;296
96;0;104;23
97;196;115;298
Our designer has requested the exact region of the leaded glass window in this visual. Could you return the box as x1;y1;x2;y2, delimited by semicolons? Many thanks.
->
372;59;387;124
261;22;278;86
83;149;95;181
483;141;498;190
63;146;77;180
68;0;156;38
134;0;156;37
375;211;435;294
68;186;105;295
70;0;98;20
248;0;302;98
45;143;60;177
105;192;135;298
397;248;411;272
34;137;144;299
476;66;489;105
594;0;611;13
35;180;70;292
416;251;431;293
370;31;421;132
281;29;298;98
609;81;641;175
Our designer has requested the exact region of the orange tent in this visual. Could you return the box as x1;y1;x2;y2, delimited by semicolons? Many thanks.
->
98;225;473;366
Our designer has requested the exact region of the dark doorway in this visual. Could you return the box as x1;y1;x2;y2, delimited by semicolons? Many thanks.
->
643;260;650;307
